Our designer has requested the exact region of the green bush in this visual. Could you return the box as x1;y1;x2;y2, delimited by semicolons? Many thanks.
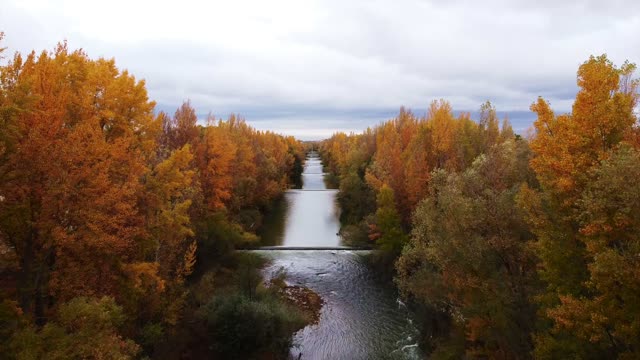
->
199;293;306;359
339;222;370;247
8;297;139;359
195;212;258;270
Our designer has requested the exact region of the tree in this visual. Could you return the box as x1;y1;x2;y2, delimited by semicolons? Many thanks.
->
522;54;639;358
170;101;199;150
338;171;376;225
529;56;637;205
479;101;501;152
546;145;640;359
0;37;311;359
404;124;432;211
48;118;146;302
222;116;258;214
196;121;237;211
9;297;139;359
369;185;407;258
366;108;417;223
427;99;457;169
397;140;538;358
0;44;155;316
253;130;293;207
144;144;196;279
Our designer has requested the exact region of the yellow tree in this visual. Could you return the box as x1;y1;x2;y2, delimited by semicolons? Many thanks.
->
426;99;457;169
521;55;639;358
48;118;147;301
196;120;237;211
254;131;292;205
404;123;432;211
366;107;417;222
0;47;70;317
0;42;157;315
144;145;196;279
221;115;258;212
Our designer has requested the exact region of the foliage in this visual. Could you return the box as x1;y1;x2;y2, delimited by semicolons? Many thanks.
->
198;293;306;359
195;212;258;271
396;140;538;358
369;185;407;258
339;222;370;248
321;54;640;359
0;37;304;359
3;33;640;360
322;100;514;228
521;55;639;359
537;145;640;359
337;170;376;225
193;252;305;359
8;297;140;360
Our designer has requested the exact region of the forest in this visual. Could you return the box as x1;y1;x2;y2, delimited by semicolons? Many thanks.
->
0;35;312;359
321;55;640;359
1;33;640;359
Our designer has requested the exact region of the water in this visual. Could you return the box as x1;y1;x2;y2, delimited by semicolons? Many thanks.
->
260;250;421;360
279;189;341;247
259;153;341;247
258;152;422;359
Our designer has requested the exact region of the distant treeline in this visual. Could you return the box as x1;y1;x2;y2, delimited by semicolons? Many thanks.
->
320;55;640;359
0;35;309;358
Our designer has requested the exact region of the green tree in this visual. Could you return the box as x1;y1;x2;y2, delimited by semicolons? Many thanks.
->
397;140;538;358
369;185;408;257
9;297;139;359
338;171;375;225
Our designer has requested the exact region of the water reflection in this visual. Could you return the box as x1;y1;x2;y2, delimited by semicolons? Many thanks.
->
280;190;340;247
260;152;341;247
300;155;326;190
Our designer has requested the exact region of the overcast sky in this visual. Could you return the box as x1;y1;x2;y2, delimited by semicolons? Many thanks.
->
1;0;639;139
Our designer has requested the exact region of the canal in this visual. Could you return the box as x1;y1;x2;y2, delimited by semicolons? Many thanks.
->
256;151;422;359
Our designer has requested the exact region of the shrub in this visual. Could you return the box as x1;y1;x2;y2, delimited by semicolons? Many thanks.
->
199;293;306;358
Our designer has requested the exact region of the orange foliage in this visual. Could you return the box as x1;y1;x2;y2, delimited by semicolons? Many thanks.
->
196;121;237;211
0;44;154;306
530;55;638;206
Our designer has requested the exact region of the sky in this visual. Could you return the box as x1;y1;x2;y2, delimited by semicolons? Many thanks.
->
1;0;639;140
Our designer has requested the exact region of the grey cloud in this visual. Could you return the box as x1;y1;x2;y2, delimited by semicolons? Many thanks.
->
1;0;638;139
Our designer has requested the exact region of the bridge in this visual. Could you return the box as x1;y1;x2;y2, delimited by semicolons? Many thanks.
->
238;246;373;251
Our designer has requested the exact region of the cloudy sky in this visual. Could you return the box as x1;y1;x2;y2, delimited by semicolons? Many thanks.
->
1;0;638;139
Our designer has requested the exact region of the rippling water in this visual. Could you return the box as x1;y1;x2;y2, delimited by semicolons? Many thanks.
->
258;152;422;359
260;250;421;360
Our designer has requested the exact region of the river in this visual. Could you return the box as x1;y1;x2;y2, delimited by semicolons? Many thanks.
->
257;151;422;359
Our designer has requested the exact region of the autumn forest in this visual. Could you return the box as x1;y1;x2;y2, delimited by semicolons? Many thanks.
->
1;33;640;359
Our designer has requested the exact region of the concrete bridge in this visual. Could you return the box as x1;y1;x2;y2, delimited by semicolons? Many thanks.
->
239;246;373;251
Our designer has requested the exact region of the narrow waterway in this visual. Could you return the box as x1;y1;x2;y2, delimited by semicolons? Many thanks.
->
259;151;421;359
258;154;341;248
